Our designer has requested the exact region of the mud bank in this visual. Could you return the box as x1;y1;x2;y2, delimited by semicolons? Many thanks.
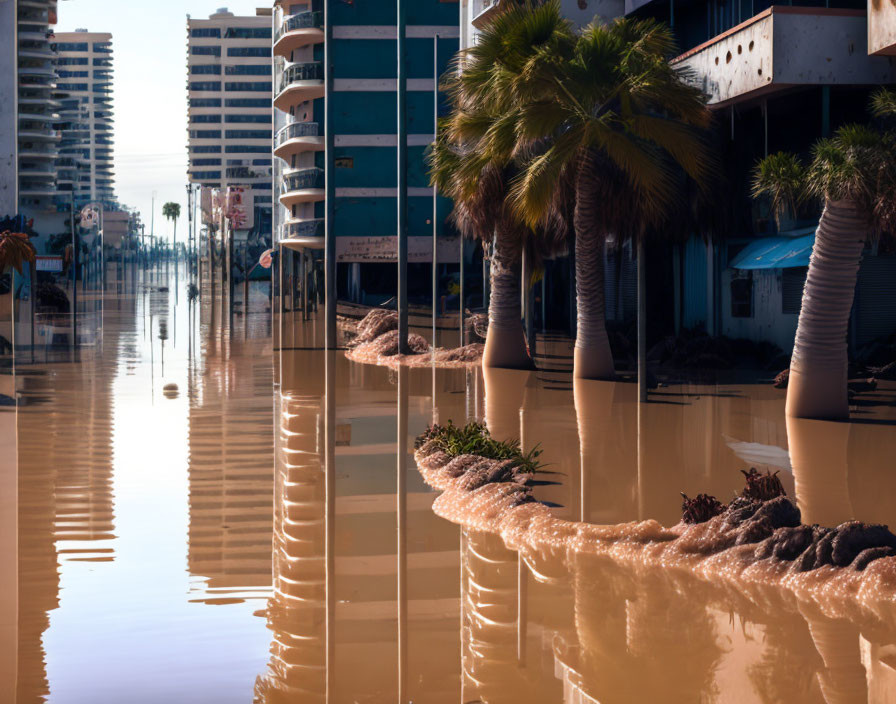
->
415;435;896;628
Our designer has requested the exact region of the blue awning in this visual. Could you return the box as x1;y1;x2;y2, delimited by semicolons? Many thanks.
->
730;229;815;270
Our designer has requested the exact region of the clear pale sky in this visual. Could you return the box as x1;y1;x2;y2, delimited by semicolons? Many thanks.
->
56;0;266;240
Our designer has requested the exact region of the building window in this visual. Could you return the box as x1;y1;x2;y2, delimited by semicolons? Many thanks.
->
191;145;222;153
191;170;222;179
225;98;269;108
54;42;89;52
190;28;221;38
223;27;271;39
57;57;88;65
227;47;270;57
189;130;222;139
225;130;271;139
225;114;271;123
191;46;221;56
192;158;221;166
225;64;271;75
190;98;222;108
189;81;221;92
224;81;272;92
730;272;753;319
57;70;88;78
782;267;807;315
252;159;272;166
191;64;221;74
191;114;221;123
335;157;354;168
225;145;269;153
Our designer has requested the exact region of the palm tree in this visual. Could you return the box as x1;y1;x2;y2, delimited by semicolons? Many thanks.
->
752;90;896;420
509;15;713;379
429;3;572;369
162;202;181;267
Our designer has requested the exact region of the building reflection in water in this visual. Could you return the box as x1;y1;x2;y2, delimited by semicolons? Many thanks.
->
10;292;132;703
187;286;274;604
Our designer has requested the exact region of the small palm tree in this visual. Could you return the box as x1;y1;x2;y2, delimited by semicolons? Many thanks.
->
430;3;571;368
509;14;713;380
753;94;896;420
162;202;181;263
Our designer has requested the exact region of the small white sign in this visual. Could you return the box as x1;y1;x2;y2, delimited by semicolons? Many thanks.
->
35;256;63;272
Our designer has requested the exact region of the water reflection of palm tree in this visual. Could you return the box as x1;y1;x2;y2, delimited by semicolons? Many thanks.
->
570;554;723;704
786;415;868;703
574;379;635;524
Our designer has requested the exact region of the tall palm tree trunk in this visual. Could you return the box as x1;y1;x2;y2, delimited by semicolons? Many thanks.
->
787;199;866;420
573;154;614;380
482;226;533;369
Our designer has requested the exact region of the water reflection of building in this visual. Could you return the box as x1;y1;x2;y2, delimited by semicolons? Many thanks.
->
12;296;129;702
254;353;326;702
187;314;274;602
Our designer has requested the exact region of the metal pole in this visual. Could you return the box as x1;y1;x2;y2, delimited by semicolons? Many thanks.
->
397;364;409;704
301;249;308;322
397;0;409;354
187;184;193;291
459;237;465;347
432;33;439;349
324;0;337;351
70;192;78;347
637;240;647;403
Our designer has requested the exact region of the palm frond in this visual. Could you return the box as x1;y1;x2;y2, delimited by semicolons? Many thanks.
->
751;152;806;228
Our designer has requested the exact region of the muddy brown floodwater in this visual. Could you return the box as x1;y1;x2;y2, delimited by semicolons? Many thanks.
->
3;267;896;702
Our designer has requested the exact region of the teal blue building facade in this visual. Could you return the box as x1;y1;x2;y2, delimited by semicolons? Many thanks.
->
273;0;460;306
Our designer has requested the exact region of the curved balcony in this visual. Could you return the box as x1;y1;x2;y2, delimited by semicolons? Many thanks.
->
280;218;325;250
274;121;324;161
18;147;57;160
280;167;324;207
274;11;324;58
274;62;324;111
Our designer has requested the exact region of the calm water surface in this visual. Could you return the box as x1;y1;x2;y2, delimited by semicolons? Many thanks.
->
5;269;896;703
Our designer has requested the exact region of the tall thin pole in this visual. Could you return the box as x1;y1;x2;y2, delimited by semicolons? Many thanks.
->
324;0;337;350
397;365;409;704
186;185;193;291
637;240;647;403
459;238;465;347
397;0;409;354
432;33;439;349
70;192;78;346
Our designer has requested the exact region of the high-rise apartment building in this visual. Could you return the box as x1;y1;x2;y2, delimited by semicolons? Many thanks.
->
15;0;62;218
53;30;116;207
272;0;460;305
187;8;274;215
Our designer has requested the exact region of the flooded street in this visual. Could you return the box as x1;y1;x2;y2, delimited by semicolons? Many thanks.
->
6;269;896;703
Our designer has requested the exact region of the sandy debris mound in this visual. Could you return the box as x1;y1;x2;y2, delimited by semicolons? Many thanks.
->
414;437;896;625
344;310;484;369
348;309;399;348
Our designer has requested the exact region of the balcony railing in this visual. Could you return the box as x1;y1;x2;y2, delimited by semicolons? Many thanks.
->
276;62;323;94
277;11;323;40
282;167;324;192
282;218;324;240
276;121;320;146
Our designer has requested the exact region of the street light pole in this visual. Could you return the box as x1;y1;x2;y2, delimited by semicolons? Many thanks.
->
397;0;409;354
324;0;337;350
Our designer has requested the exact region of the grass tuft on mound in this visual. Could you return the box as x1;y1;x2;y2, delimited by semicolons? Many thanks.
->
415;421;543;474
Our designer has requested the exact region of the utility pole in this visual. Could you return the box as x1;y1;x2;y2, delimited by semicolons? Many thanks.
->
324;0;336;350
432;33;438;349
397;0;409;353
